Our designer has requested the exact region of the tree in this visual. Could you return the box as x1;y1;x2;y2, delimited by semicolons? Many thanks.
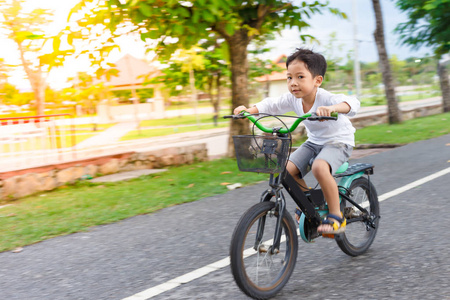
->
177;47;206;126
371;0;402;124
389;55;408;86
66;0;344;155
395;0;450;112
0;0;72;115
65;72;110;115
196;38;230;125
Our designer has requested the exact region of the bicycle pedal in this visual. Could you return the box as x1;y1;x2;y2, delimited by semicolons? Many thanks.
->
322;233;335;239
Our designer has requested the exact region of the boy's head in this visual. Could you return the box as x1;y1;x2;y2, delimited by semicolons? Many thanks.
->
286;48;327;78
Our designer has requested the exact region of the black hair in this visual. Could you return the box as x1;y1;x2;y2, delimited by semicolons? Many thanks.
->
286;48;327;77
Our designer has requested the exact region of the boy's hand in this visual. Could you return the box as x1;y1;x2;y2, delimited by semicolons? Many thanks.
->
316;106;335;117
233;105;247;115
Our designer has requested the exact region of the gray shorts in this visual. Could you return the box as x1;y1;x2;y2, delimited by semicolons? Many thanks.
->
289;141;353;178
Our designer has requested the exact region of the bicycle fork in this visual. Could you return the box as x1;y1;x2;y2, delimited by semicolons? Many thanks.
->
254;174;288;255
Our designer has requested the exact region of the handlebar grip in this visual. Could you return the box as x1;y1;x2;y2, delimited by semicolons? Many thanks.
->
307;112;338;121
223;114;247;119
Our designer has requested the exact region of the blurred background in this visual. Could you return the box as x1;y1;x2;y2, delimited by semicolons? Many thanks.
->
0;0;448;173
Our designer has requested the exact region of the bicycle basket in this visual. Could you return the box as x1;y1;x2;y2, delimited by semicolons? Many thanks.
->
233;135;290;174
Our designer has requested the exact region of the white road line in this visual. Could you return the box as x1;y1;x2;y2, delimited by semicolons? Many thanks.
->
378;166;450;202
122;166;450;300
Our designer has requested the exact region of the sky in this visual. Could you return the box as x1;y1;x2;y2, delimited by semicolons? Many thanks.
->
0;0;432;91
264;0;431;62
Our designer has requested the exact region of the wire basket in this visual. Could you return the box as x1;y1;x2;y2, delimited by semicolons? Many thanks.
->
233;135;290;174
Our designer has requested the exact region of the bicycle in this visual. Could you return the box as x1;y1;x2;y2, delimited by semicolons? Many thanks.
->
224;111;380;299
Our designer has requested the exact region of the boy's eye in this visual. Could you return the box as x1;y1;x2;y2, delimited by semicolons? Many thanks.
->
287;76;292;80
298;75;304;79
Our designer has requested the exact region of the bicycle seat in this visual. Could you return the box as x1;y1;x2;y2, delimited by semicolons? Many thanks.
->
334;163;374;178
335;162;349;174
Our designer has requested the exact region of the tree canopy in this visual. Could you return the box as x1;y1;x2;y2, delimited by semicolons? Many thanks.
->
66;0;344;153
395;0;450;56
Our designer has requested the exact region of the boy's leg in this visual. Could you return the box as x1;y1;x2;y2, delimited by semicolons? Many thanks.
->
286;142;319;222
287;141;318;187
312;159;341;232
286;162;308;191
312;143;352;233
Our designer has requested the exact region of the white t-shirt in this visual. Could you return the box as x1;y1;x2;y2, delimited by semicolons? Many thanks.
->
255;88;360;146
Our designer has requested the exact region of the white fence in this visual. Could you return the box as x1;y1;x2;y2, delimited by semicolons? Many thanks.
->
0;114;78;172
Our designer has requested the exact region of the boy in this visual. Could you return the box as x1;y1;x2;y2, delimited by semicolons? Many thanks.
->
233;48;360;234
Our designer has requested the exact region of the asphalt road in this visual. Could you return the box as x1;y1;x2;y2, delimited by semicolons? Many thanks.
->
0;134;449;300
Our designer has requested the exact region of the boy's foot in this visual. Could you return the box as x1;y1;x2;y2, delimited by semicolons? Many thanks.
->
318;213;346;234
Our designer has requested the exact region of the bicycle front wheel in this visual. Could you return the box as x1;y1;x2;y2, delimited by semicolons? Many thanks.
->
230;201;298;300
337;177;380;256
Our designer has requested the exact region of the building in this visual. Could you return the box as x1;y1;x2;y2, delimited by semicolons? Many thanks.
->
96;54;165;123
254;54;288;98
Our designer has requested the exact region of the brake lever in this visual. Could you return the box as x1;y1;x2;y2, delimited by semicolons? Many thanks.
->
223;112;247;119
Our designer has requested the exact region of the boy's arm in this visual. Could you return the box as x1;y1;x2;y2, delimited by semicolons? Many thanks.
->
233;105;259;115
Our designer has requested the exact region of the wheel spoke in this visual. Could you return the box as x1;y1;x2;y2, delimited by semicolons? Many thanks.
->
337;177;379;256
230;201;298;298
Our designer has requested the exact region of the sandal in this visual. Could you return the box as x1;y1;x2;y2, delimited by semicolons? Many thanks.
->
318;213;346;234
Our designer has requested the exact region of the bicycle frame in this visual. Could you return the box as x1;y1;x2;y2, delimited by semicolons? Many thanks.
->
258;168;376;249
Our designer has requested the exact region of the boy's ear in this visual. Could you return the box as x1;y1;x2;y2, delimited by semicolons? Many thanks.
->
315;75;323;87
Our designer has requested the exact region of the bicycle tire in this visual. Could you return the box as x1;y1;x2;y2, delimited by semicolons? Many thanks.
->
336;177;380;256
230;201;298;299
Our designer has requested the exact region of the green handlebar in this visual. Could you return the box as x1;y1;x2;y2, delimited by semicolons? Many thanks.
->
241;111;338;134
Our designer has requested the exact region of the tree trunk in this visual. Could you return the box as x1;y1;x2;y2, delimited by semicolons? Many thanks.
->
17;43;46;115
189;66;200;126
227;30;251;156
30;78;46;116
208;75;218;126
372;0;402;124
215;72;221;116
437;61;450;113
211;73;221;126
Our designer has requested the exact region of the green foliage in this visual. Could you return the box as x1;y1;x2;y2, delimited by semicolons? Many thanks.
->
68;0;342;59
395;0;450;56
0;83;20;105
248;46;284;80
59;72;110;114
366;73;385;106
66;0;344;121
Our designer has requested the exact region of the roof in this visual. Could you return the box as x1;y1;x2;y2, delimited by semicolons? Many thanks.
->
254;54;287;83
104;54;161;87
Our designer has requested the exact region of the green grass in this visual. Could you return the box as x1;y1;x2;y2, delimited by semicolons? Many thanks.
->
0;159;266;252
355;112;449;145
0;112;449;252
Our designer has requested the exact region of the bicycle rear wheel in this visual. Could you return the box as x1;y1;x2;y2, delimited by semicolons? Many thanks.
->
230;201;298;299
337;177;380;256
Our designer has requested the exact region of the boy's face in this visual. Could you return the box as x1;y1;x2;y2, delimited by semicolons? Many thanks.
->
286;60;323;100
